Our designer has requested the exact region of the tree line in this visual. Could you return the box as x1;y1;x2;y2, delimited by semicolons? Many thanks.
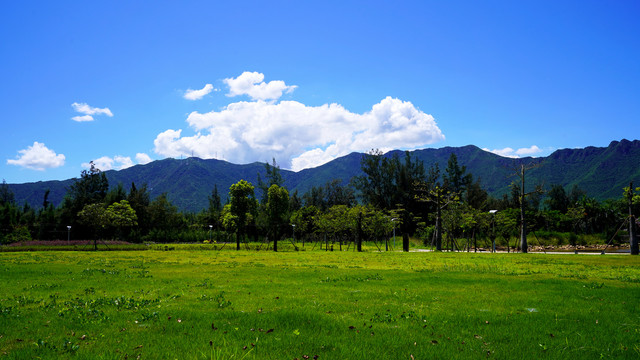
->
1;154;638;253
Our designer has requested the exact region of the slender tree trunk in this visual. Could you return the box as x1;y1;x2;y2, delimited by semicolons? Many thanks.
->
273;226;278;252
519;165;528;253
630;182;638;255
357;212;363;252
403;233;410;252
435;193;442;251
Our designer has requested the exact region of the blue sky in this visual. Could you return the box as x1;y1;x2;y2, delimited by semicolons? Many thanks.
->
2;1;639;184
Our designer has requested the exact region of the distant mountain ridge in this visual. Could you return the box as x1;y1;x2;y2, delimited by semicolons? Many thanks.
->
8;139;640;212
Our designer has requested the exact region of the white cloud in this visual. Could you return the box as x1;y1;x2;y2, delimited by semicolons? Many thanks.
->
184;84;215;101
224;72;297;101
515;145;542;156
135;153;153;165
82;153;154;171
71;115;95;122
82;155;134;171
483;145;544;158
71;102;113;121
7;142;65;170
154;95;444;171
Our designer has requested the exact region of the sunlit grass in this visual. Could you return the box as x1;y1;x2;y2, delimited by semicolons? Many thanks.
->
0;250;638;359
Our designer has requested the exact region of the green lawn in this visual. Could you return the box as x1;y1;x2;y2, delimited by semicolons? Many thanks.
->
0;249;639;359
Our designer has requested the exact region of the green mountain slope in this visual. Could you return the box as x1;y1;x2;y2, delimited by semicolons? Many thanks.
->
8;139;640;212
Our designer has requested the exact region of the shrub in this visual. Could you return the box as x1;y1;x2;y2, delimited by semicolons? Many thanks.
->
4;225;32;244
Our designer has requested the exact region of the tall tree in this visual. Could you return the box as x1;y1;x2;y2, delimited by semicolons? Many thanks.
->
353;149;397;209
106;200;138;240
0;179;16;206
61;162;109;238
105;183;127;205
414;163;458;251
147;193;182;232
511;162;543;253
465;178;488;210
289;189;302;212
266;184;290;251
354;150;425;227
207;184;223;228
209;184;222;213
443;153;471;196
257;158;284;204
324;179;356;208
228;180;257;250
545;184;569;213
127;182;151;237
625;183;639;255
302;185;326;210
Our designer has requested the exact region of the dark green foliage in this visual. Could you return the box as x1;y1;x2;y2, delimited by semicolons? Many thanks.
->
148;193;183;231
228;180;257;248
127;182;151;236
546;184;569;213
288;189;302;212
59;162;109;239
8;140;640;213
353;150;425;234
302;179;355;211
104;183;127;205
443;153;472;195
266;184;289;250
0;180;15;206
257;158;284;204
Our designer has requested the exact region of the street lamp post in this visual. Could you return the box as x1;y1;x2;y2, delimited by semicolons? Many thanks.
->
67;226;71;244
489;210;497;253
209;225;213;243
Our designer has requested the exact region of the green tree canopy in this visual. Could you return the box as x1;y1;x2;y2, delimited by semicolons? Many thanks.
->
228;180;257;249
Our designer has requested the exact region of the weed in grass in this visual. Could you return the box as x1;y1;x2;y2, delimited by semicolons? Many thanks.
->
22;283;59;291
0;305;13;316
320;273;384;282
583;282;605;289
136;311;159;323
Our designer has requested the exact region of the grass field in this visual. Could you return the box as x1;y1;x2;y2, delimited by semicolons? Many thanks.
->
0;248;639;359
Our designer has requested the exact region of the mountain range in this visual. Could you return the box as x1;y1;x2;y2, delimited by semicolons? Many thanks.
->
8;139;640;212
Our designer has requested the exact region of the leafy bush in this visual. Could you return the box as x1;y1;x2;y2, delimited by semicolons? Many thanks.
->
3;225;32;244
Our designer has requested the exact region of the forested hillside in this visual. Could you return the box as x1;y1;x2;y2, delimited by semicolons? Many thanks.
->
7;139;640;213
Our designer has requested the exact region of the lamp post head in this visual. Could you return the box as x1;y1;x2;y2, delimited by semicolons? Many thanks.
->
489;210;498;214
209;225;213;229
67;226;71;230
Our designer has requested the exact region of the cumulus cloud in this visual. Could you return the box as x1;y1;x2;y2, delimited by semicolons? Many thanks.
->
82;155;134;171
135;153;153;165
515;145;542;156
7;142;65;170
184;84;215;100
224;72;297;101
71;115;95;122
154;95;444;171
71;102;113;122
483;145;544;158
82;153;155;171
